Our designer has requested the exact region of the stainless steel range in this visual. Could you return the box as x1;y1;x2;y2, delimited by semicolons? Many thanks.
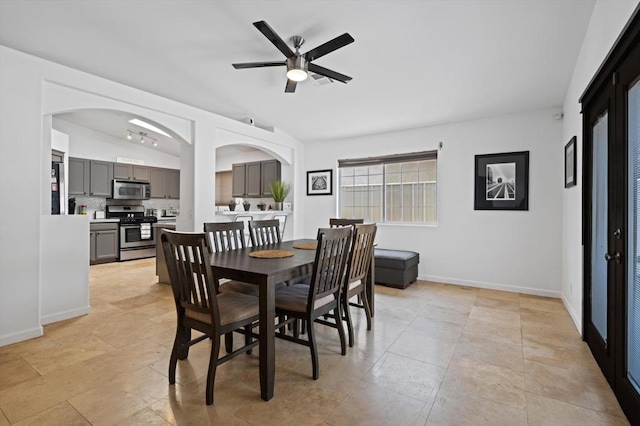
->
106;205;158;261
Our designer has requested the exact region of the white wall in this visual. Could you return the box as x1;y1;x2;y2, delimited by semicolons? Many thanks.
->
561;0;639;331
304;109;563;297
216;148;274;171
0;45;303;346
53;118;180;169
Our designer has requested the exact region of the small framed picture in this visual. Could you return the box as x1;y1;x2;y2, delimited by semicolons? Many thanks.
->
474;151;529;211
565;136;577;188
307;169;333;196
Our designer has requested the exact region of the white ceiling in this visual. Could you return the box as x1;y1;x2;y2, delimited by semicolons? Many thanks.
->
0;0;595;143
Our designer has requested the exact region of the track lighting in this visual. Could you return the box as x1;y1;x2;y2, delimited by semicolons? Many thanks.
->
126;129;158;146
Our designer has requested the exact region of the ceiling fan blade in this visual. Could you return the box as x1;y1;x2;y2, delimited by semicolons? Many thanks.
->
308;63;352;83
232;61;286;69
285;79;297;93
253;20;295;58
304;33;354;61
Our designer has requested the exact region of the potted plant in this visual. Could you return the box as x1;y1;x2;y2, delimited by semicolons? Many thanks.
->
228;199;237;211
269;180;291;211
257;201;267;211
243;200;251;211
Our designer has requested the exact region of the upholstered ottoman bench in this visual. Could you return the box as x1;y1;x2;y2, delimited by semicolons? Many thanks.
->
374;248;419;289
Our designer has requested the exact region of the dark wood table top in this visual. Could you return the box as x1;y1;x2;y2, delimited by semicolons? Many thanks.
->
209;238;317;285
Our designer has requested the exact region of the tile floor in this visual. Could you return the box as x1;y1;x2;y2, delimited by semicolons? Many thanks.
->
0;259;630;425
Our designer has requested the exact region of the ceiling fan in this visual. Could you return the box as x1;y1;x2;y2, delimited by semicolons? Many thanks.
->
232;20;354;93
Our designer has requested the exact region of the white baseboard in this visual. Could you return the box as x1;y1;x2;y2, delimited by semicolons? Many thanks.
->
561;293;582;335
422;275;562;299
41;306;90;325
0;326;43;347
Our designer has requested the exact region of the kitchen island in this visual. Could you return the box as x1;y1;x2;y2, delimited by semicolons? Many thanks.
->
154;222;176;285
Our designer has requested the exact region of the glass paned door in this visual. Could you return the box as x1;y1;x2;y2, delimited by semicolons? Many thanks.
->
592;112;609;342
627;76;640;393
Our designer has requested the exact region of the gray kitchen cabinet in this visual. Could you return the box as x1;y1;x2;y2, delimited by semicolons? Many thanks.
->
245;162;262;197
231;160;280;198
90;223;118;264
89;160;113;197
148;167;179;199
167;169;180;199
149;167;166;198
69;157;89;196
113;164;150;181
260;160;281;197
232;163;246;197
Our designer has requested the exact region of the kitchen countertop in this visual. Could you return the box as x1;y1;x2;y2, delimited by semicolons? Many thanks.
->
89;218;120;223
217;210;290;215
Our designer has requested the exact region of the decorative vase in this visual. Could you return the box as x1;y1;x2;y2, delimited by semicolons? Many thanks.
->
243;202;251;211
274;201;283;211
228;203;236;211
257;202;266;211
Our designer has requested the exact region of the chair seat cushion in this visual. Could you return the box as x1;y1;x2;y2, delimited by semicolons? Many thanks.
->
185;292;259;327
275;284;334;313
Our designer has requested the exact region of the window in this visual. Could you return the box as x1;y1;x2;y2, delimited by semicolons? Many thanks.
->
338;151;437;224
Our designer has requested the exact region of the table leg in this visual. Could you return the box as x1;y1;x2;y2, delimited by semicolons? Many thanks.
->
259;280;275;401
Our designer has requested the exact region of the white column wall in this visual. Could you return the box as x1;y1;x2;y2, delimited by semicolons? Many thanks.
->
561;0;639;331
304;108;563;296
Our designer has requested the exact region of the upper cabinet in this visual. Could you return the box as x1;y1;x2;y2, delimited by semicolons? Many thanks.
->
113;164;150;181
231;160;281;198
149;167;180;199
69;158;114;197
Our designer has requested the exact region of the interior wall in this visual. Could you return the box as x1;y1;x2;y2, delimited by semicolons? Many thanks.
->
215;148;274;171
304;108;563;296
561;0;639;331
53;118;180;169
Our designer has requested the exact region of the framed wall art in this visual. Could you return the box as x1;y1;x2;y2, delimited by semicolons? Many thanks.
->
307;169;333;196
565;136;577;188
474;151;529;211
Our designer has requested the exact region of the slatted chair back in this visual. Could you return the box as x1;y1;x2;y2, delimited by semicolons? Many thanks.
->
233;214;254;246
249;219;282;246
345;224;377;284
203;221;246;253
308;227;353;308
162;230;221;331
329;218;364;228
272;213;288;239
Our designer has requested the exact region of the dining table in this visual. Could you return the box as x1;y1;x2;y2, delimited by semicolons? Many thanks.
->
209;238;317;401
210;237;376;401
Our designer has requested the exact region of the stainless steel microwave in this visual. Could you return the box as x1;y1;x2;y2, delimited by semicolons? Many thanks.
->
112;179;151;200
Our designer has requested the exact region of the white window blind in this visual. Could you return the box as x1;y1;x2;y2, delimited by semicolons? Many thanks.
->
338;151;437;224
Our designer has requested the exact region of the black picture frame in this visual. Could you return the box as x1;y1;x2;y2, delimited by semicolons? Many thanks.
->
565;136;577;188
474;151;529;211
307;169;333;196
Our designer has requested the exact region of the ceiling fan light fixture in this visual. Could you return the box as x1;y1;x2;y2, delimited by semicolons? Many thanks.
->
286;55;308;82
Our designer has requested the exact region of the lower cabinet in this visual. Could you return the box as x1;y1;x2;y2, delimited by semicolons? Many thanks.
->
90;223;119;264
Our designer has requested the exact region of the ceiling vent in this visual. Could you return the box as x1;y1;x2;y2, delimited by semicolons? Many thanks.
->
309;72;334;86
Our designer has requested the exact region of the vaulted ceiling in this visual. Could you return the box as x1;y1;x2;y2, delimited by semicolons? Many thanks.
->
0;0;595;143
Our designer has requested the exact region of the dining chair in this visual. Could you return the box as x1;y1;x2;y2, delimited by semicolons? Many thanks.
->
341;223;377;347
274;226;353;379
249;219;281;246
272;213;287;240
233;214;254;246
329;218;364;228
161;230;260;405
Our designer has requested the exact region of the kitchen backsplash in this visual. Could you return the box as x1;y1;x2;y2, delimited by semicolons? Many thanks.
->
71;196;179;217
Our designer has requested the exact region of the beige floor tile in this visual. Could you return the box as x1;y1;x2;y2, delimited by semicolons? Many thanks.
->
523;334;600;372
111;293;164;310
425;294;476;314
83;339;170;378
0;336;60;364
436;284;479;300
0;410;8;426
0;358;40;391
415;304;470;326
363;352;445;402
474;295;521;312
388;331;457;368
468;305;521;328
326;381;426;426
478;288;521;301
0;362;105;423
524;360;625;417
426;393;527;425
11;402;89;426
439;357;526;409
461;319;522;346
519;295;565;313
404;316;465;343
452;337;524;372
69;367;171;426
24;335;115;375
114;407;172;425
526;392;629;426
